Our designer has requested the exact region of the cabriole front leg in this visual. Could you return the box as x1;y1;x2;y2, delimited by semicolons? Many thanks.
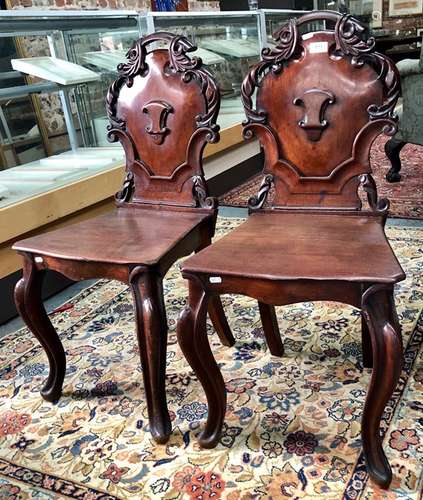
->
130;268;171;444
14;254;66;402
361;284;403;488
177;275;226;448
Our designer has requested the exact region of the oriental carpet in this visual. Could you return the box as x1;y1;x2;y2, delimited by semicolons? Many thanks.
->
220;137;423;220
0;218;422;499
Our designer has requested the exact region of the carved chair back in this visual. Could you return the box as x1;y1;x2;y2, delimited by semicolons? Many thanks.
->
106;33;220;209
242;12;400;212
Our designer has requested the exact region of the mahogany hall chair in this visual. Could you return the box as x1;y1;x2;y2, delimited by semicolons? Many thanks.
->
177;12;404;488
13;32;234;444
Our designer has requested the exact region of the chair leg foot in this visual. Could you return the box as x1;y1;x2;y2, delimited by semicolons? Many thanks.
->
208;295;236;347
177;276;226;448
131;270;171;444
258;302;284;356
14;255;66;402
385;139;406;183
361;314;373;368
361;284;403;488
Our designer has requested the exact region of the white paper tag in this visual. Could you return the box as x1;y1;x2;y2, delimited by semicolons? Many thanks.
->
34;256;43;263
309;41;328;54
209;276;222;284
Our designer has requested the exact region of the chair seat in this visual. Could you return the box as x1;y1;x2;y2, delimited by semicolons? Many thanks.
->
13;208;211;266
182;212;405;283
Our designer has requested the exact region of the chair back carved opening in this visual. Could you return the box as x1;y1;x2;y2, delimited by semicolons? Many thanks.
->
242;11;400;214
106;32;220;209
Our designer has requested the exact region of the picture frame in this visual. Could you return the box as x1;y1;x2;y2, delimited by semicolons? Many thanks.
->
150;0;188;11
388;0;423;17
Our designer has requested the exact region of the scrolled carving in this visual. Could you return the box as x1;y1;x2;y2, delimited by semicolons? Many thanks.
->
359;173;389;216
169;35;201;72
192;175;217;209
166;36;220;129
248;174;274;211
262;19;300;73
334;14;375;58
241;19;300;126
105;78;126;135
115;171;135;203
333;14;400;122
365;53;400;123
117;38;148;88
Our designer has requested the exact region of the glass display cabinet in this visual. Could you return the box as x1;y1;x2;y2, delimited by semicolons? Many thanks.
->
0;10;140;208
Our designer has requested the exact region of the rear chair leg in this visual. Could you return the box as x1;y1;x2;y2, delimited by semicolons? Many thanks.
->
197;233;235;347
258;302;284;356
208;295;235;347
14;254;66;402
177;275;226;448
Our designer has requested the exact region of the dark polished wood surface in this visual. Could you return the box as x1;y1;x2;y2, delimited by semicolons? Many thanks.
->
13;32;233;445
183;211;404;282
177;12;405;489
15;208;212;267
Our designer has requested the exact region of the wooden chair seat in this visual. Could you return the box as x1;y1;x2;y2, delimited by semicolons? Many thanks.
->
14;208;212;268
182;212;405;283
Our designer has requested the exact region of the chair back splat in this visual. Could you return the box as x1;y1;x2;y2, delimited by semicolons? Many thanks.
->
242;11;400;213
106;32;219;209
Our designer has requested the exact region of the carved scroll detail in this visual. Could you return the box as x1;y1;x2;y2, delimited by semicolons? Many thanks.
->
334;14;376;58
359;173;389;216
192;175;217;209
248;174;274;211
241;19;300;126
168;36;220;130
334;14;400;123
115;171;135;203
262;19;300;73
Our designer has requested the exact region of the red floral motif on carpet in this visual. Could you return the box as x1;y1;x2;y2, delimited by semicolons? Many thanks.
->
220;136;423;219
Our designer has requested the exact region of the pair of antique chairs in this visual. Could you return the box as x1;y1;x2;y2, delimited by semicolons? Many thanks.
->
13;12;404;489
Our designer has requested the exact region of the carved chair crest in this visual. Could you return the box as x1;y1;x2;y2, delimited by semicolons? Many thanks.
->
106;32;220;209
242;12;400;214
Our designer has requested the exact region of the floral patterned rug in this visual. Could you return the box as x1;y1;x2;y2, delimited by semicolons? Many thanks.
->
220;136;423;220
0;218;422;499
